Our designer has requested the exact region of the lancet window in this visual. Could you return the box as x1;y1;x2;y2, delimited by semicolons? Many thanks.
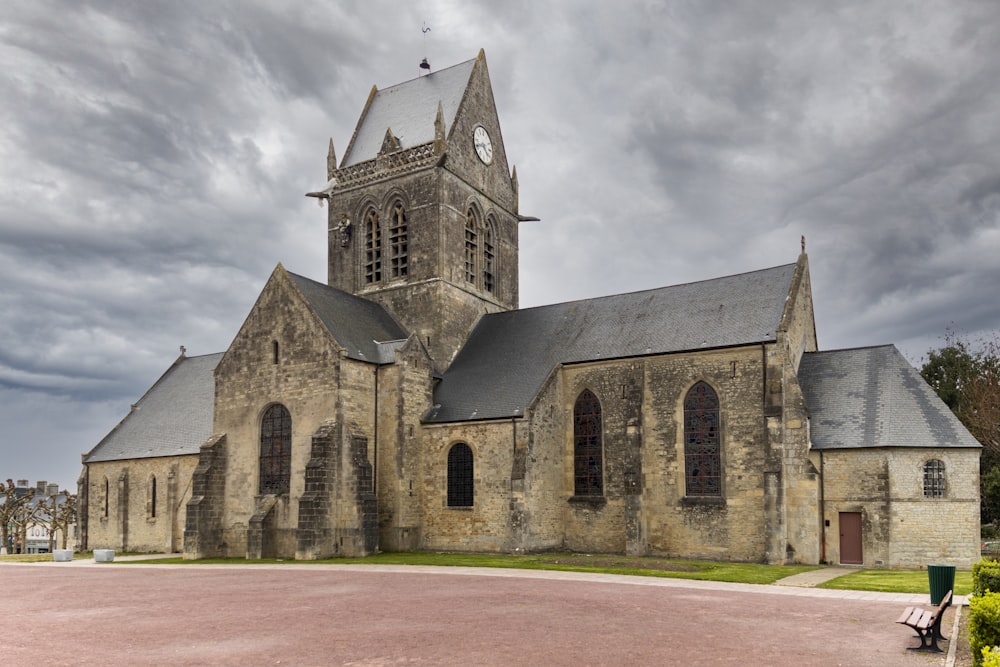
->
465;209;479;284
363;208;382;284
684;381;721;497
573;389;603;496
483;218;496;294
447;443;474;507
389;201;408;279
259;404;292;495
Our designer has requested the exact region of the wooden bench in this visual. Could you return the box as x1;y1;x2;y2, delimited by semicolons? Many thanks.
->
895;590;952;653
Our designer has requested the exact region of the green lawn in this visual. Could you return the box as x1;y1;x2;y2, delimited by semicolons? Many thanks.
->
111;551;820;585
5;549;975;594
818;567;973;595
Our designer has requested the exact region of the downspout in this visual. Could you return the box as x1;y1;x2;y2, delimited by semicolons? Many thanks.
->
373;365;379;495
819;450;826;563
511;417;517;492
761;342;768;410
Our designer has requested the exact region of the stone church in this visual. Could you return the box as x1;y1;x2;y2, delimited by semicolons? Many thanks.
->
80;50;981;568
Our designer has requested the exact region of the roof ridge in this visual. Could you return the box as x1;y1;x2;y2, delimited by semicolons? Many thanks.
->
496;262;798;317
377;56;478;92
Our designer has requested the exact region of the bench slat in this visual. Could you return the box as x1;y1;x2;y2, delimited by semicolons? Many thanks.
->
896;606;915;624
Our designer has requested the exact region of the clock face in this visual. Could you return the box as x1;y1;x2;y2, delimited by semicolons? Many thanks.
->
474;126;493;164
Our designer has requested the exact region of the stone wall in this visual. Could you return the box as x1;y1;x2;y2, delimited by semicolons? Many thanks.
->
419;419;516;552
818;447;980;568
210;267;378;558
84;454;198;553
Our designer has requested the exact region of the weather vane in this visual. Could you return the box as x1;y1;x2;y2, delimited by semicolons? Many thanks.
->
420;23;432;74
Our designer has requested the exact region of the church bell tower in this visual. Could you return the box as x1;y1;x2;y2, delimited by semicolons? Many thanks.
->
310;50;523;371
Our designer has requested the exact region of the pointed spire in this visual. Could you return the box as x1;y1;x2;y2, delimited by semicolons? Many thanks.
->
434;101;447;154
380;128;401;154
511;165;519;208
327;138;337;179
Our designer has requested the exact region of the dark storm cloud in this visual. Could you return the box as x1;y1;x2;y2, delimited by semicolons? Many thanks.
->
1;0;998;488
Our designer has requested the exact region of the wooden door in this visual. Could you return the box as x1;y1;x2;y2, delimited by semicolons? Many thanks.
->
839;512;863;565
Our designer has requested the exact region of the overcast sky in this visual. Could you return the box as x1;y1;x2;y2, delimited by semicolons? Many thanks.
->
2;1;999;490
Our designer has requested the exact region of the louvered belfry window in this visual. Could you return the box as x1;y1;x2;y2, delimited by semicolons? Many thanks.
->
573;389;603;496
464;210;478;284
389;202;408;278
684;381;721;496
260;404;292;494
364;208;381;283
483;220;496;294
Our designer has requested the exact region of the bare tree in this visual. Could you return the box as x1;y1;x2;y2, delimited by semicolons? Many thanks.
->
12;494;47;554
0;480;34;555
35;493;62;553
54;492;77;550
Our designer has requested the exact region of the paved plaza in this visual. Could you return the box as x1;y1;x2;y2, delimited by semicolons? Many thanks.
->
0;559;961;666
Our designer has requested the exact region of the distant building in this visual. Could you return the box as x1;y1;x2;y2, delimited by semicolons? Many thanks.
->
2;480;76;554
80;50;980;567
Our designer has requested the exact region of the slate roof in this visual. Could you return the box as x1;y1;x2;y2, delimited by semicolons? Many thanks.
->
341;57;477;167
427;263;798;423
84;353;223;463
287;272;408;363
798;345;981;450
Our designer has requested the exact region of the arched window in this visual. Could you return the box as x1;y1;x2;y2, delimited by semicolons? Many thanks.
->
684;381;721;497
389;201;408;278
573;389;603;496
447;443;474;507
260;404;292;495
363;208;381;283
103;477;109;518
464;209;479;284
148;475;157;518
923;459;946;498
483;219;496;295
272;340;279;365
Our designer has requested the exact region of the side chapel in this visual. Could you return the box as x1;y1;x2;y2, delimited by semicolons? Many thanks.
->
80;51;981;568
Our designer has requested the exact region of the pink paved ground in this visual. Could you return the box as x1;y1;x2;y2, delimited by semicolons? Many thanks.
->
0;564;946;666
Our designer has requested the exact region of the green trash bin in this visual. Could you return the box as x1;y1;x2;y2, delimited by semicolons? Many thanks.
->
928;564;956;605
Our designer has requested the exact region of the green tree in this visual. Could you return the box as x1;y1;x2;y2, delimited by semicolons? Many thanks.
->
923;329;1000;526
921;338;976;411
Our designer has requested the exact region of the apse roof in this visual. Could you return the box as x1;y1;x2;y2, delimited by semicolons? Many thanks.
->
84;352;222;463
341;57;476;167
427;263;798;423
798;345;981;450
287;272;408;364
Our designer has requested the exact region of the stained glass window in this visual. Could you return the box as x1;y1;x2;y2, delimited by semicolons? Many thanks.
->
260;404;292;495
447;443;474;507
684;381;721;496
574;390;603;496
